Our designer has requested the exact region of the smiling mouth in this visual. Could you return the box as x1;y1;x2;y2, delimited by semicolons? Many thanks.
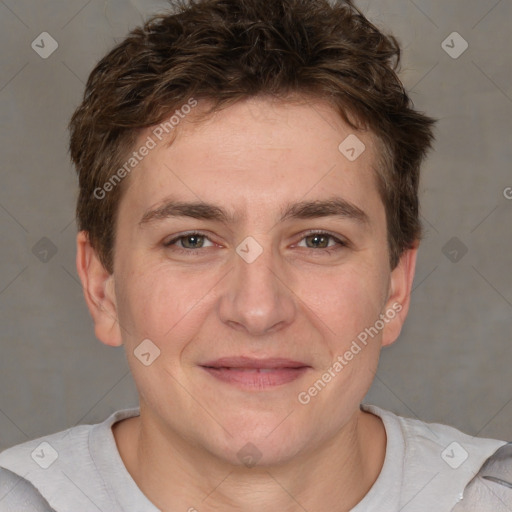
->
208;367;298;372
200;364;310;389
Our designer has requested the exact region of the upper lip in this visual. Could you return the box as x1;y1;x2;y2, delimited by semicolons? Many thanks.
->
200;357;310;369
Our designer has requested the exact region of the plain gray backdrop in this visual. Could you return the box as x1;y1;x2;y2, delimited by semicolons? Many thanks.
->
0;0;511;451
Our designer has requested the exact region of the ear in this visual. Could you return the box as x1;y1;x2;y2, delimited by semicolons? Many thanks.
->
380;245;418;347
76;231;123;347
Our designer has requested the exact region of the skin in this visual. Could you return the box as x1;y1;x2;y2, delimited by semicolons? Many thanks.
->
76;96;417;512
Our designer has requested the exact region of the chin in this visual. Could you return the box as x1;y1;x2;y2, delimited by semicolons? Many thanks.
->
201;420;307;468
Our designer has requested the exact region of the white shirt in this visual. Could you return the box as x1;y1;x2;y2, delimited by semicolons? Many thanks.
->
0;404;507;511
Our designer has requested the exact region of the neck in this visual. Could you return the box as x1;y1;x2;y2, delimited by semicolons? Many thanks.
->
113;407;386;512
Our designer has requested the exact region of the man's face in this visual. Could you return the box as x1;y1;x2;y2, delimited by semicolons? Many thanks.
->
98;97;411;465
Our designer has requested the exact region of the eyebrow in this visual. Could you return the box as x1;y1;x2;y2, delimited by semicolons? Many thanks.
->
139;197;370;227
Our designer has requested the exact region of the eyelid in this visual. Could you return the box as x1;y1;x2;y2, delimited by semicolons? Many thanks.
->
297;229;348;247
164;229;349;253
163;230;216;248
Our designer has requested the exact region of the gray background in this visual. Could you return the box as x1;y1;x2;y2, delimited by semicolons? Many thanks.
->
0;0;510;450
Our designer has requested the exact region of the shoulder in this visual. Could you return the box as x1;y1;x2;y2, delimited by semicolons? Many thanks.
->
362;403;509;511
0;424;92;511
0;407;140;512
364;403;508;464
453;442;512;512
396;408;507;465
0;422;92;474
0;467;54;511
0;407;139;473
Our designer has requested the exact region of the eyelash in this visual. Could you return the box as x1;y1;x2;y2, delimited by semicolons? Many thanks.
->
163;230;348;256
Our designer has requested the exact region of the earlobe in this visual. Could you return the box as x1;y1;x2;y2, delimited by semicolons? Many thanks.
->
381;245;418;347
76;231;123;347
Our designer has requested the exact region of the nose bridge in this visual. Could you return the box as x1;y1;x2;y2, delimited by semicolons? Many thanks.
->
218;235;296;335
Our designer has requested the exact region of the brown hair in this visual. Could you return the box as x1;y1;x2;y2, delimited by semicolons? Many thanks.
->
69;0;436;273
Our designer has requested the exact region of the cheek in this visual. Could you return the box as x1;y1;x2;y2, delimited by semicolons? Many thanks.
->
115;262;217;343
296;260;389;345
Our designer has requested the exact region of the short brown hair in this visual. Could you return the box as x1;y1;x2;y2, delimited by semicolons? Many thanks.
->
69;0;436;273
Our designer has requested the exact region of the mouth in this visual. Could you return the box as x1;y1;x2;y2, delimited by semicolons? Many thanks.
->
200;357;311;389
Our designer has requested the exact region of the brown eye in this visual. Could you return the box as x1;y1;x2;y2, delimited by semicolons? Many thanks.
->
297;231;346;252
304;233;331;249
180;234;206;249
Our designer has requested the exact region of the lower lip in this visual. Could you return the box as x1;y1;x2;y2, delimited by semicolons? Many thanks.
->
201;366;310;389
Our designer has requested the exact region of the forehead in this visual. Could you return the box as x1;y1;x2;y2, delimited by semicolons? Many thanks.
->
119;97;384;224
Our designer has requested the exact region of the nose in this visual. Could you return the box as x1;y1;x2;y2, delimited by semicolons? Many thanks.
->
217;238;297;337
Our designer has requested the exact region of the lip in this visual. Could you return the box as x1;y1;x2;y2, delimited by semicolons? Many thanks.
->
200;357;311;390
201;356;310;369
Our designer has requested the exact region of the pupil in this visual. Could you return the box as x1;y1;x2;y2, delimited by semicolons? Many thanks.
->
310;235;327;248
185;235;202;248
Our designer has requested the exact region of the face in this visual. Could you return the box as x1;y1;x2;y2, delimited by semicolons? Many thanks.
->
81;96;415;466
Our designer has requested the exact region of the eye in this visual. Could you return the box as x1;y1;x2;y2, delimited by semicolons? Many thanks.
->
296;231;347;253
163;230;348;256
164;232;215;251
